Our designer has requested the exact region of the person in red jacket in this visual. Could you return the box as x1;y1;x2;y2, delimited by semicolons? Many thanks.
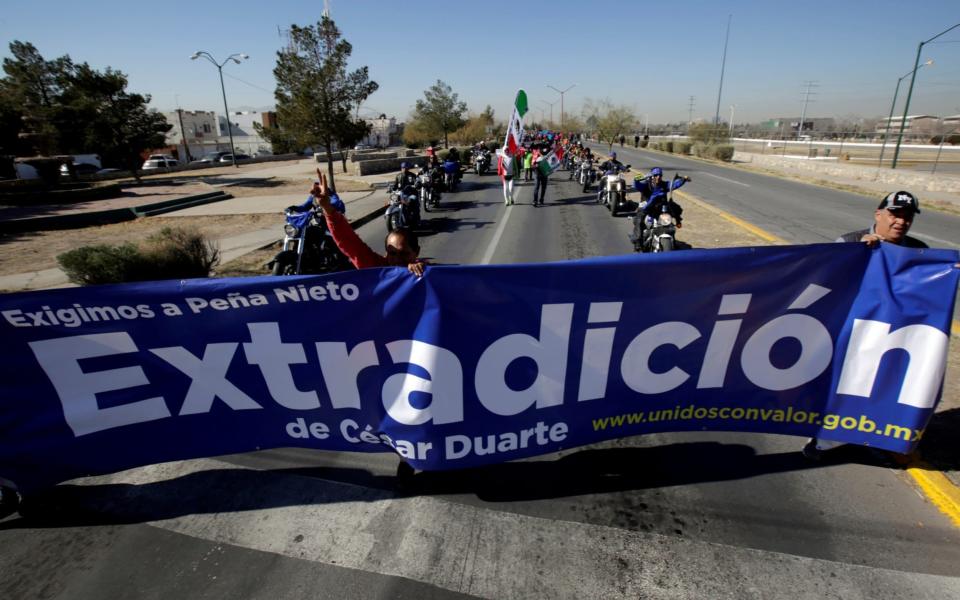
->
311;170;425;277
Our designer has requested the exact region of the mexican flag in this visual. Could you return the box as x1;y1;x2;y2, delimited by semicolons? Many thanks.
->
537;148;562;176
503;90;528;156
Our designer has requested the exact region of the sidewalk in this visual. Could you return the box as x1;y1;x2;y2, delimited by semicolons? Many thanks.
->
0;170;397;292
731;150;960;212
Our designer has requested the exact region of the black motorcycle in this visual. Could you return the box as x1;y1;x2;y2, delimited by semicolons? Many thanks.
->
268;206;353;275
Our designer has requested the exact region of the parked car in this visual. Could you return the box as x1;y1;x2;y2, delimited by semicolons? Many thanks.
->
59;162;101;176
191;151;231;164
141;157;180;171
218;153;251;163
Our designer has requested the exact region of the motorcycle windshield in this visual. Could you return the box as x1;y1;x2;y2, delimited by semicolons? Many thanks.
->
286;210;312;230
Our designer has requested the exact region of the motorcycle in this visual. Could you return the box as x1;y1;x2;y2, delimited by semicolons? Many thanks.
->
268;205;352;275
630;174;684;253
385;183;420;232
598;163;632;215
473;149;490;175
443;159;460;192
579;158;597;192
418;167;441;211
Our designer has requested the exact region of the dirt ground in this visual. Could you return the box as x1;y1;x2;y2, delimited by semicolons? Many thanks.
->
221;176;371;199
0;214;276;277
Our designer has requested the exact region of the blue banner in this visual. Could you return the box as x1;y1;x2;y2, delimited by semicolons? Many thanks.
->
1;243;957;493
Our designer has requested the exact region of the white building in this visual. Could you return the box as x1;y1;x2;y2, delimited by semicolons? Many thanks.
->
161;109;277;160
362;114;399;148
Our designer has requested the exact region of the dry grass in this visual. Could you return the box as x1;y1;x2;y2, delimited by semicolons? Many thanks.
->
0;214;276;276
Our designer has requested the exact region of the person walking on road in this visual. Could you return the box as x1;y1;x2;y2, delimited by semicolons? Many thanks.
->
532;143;550;206
498;148;520;206
523;146;534;181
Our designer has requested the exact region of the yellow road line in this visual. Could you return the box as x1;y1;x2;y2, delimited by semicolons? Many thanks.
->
674;190;787;244
906;457;960;528
677;190;960;338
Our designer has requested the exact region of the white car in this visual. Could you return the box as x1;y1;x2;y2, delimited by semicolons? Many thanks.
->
142;156;180;171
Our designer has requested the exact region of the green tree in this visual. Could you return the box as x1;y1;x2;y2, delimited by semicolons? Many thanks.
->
267;17;378;192
412;80;467;148
0;41;73;155
0;41;170;178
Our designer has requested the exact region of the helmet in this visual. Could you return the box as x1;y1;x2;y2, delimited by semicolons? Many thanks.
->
610;152;617;159
400;161;411;169
650;167;663;177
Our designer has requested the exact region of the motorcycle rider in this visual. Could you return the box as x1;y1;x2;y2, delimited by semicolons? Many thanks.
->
394;161;418;190
633;167;690;243
597;152;626;203
314;171;426;278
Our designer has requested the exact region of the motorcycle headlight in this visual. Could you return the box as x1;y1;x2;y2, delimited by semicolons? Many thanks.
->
658;213;674;226
284;224;299;237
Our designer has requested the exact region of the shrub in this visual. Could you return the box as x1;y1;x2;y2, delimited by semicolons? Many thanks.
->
675;142;693;155
58;243;145;285
691;143;708;158
57;227;219;285
640;140;648;148
647;142;659;150
144;227;219;280
713;145;734;161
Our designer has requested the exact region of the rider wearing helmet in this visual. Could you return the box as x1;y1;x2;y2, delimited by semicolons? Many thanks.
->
634;167;690;226
599;151;625;174
394;161;418;190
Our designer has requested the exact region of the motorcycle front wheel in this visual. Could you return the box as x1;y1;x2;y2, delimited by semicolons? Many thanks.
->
271;256;297;276
659;237;675;252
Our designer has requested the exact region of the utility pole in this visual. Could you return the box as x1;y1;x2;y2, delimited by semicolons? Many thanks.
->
687;96;696;132
714;14;732;125
546;83;576;130
540;99;557;127
797;81;818;139
176;108;192;162
728;104;736;136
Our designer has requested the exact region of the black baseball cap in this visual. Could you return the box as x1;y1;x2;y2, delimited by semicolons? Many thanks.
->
878;191;920;214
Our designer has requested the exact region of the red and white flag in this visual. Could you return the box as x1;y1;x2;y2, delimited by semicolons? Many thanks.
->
503;90;528;156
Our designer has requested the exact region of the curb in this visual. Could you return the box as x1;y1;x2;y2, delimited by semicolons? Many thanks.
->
0;191;235;233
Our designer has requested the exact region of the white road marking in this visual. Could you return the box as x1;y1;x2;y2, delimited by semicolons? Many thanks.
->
480;190;518;265
69;460;960;599
914;232;960;250
701;172;751;187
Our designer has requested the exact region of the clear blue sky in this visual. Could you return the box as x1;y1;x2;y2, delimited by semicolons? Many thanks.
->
2;0;959;126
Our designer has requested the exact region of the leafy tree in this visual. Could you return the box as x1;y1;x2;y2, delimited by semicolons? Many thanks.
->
583;98;636;152
412;80;467;148
334;115;371;171
401;115;437;148
267;17;378;192
0;41;170;179
451;105;495;145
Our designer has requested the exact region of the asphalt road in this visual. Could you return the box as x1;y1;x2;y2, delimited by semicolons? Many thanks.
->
2;172;959;599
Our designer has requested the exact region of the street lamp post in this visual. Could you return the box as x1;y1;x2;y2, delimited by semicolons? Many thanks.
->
540;99;557;127
891;23;959;169
878;59;933;168
728;104;736;136
191;51;249;168
546;84;576;130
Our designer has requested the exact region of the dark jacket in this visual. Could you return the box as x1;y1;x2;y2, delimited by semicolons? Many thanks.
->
836;227;928;248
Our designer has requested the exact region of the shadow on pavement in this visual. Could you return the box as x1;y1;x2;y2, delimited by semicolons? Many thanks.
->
917;407;960;474
1;440;892;529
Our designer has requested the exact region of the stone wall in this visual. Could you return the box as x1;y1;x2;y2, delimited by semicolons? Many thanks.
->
352;155;429;175
736;152;960;193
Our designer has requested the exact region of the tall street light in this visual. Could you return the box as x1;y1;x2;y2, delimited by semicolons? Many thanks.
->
191;51;249;168
878;59;933;168
540;99;557;127
728;104;736;136
547;83;576;130
891;23;960;169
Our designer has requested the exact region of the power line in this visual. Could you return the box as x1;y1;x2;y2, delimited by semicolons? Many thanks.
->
223;72;274;94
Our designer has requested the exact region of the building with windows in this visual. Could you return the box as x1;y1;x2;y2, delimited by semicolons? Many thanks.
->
875;115;939;136
361;114;400;148
759;117;836;136
161;110;279;160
